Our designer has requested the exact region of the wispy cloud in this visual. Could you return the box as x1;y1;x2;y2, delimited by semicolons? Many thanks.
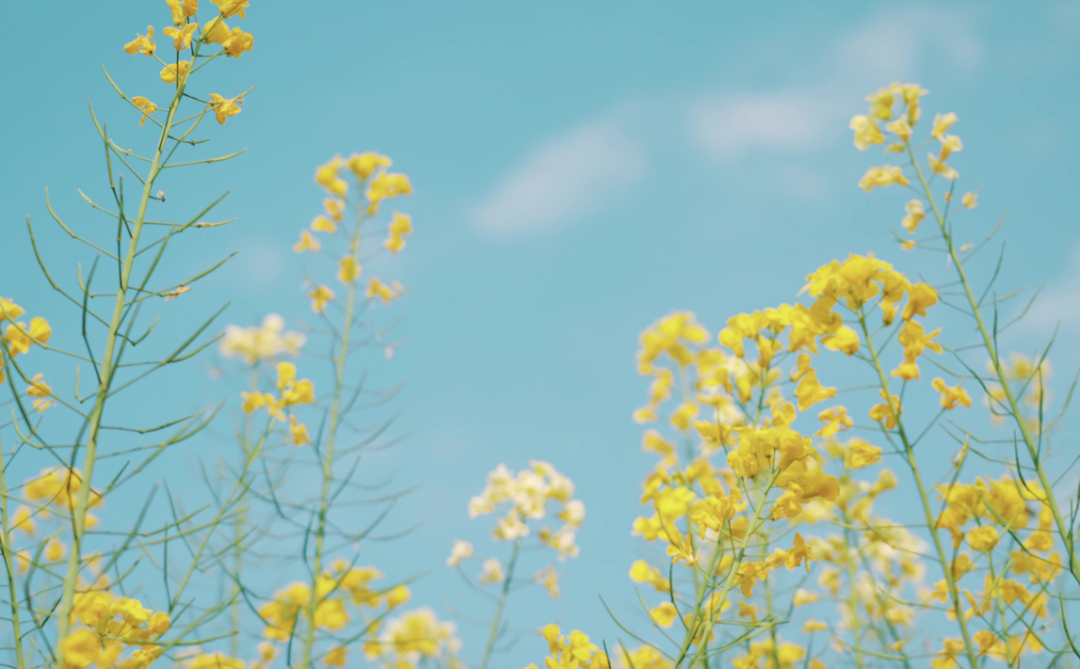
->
471;5;985;233
470;116;646;236
1027;243;1080;330
688;7;984;163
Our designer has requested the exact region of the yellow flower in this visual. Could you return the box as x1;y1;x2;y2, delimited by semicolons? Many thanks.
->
46;539;67;561
885;114;912;141
649;602;678;628
902;283;937;320
347;152;392;180
479;557;504;584
311;215;338;233
821;325;859;355
858;165;908;192
209;0;250;18
967;526;999;552
928;153;958;180
166;0;199;25
931;112;958;139
629;560;670;593
221;27;254;57
160;61;191;84
4;317;52;356
324;198;345;222
338;257;361;284
315;157;348;197
865;86;896;120
123;26;156;56
793;589;819;606
535;565;561;598
869;390;902;429
814;406;852;438
665;532;699;566
446;540;473;566
27;373;54;412
962;191;978;209
385;584;411;608
241;391;273;414
803;619;827;633
0;297;25;322
208;93;243;124
932;378;971;410
60;629;101;669
293;230;321;253
309;285;335;313
847;440;882;470
188;654;244;669
849;115;884;150
164;286;191;302
288;416;310;446
385;212;413;253
938;133;963;160
163;23;199;51
130;96;158;126
366;173;413;215
202;16;231;44
12;507;35;536
367;278;403;304
901;239;916;251
794;367;836;411
325;647;346;667
901;199;924;233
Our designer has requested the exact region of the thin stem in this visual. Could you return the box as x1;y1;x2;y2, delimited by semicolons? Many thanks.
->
855;307;981;669
907;141;1080;585
299;202;366;669
0;434;27;669
478;538;520;669
54;43;201;654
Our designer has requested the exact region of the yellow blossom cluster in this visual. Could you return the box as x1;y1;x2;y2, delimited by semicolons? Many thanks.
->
0;295;52;387
300;153;413;315
219;313;305;364
516;625;609;669
467;461;584;559
60;592;170;669
260;560;407;642
240;362;315;445
364;607;462;669
122;0;254;127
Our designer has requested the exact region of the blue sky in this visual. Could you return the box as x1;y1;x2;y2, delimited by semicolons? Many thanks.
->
4;1;1080;666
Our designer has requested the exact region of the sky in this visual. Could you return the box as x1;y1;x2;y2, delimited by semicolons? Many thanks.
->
3;1;1080;666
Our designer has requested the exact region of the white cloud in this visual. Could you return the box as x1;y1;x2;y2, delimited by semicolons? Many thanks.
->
688;7;984;163
1028;244;1080;329
471;116;646;236
688;93;833;160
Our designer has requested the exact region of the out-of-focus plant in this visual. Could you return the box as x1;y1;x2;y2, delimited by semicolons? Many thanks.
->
1;1;256;668
8;9;1080;668
510;83;1080;669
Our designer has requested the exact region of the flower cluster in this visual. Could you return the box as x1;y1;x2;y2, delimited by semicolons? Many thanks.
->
467;461;584;559
60;592;171;669
240;362;316;445
364;607;463;669
258;560;408;646
219;314;305;364
122;0;254;128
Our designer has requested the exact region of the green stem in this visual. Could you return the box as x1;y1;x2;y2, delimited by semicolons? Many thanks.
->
906;141;1080;585
855;308;980;669
0;434;27;669
682;472;779;669
478;538;520;669
54;45;198;655
299;202;366;669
